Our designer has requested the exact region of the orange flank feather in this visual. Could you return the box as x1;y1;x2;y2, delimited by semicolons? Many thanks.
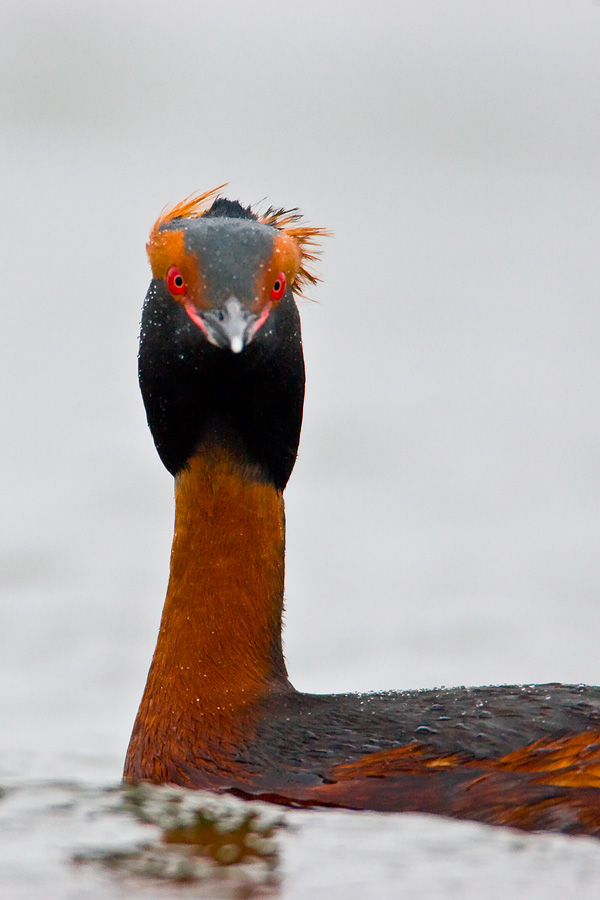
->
314;731;600;787
493;731;600;787
279;732;600;834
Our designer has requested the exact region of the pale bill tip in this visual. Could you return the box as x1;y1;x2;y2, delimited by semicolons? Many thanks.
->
230;335;244;354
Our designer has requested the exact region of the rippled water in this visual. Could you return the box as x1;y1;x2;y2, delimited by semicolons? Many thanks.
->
2;0;600;895
7;781;600;899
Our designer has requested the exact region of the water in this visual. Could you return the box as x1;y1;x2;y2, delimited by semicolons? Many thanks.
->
1;0;600;895
5;782;600;900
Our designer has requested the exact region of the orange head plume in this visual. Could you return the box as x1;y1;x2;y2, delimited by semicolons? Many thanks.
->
148;185;330;297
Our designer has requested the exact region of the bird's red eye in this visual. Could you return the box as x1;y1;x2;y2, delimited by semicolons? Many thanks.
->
270;272;286;302
167;266;186;296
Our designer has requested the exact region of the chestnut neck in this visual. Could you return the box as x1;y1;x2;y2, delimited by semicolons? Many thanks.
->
124;442;292;782
156;444;288;704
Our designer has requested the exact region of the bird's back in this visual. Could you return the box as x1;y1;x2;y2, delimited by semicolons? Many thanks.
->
220;683;600;834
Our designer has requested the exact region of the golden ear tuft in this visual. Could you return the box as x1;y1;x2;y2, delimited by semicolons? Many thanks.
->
259;207;331;296
150;184;229;236
149;186;330;297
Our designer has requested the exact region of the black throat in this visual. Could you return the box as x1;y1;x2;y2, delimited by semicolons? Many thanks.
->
138;284;305;490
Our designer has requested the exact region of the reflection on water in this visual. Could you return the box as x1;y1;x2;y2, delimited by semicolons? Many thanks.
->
5;780;600;899
0;781;282;898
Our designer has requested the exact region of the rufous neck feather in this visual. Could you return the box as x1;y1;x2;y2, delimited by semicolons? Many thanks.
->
124;445;289;784
146;445;287;708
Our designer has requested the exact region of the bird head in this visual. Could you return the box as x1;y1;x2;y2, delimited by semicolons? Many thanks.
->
146;186;324;354
139;187;327;487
